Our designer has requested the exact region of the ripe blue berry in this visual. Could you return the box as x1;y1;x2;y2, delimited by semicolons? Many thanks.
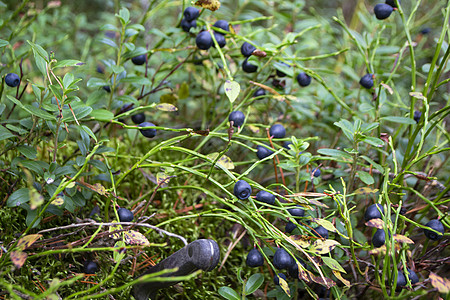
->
288;205;305;218
131;113;146;124
242;58;258;73
288;258;305;278
364;204;384;222
312;168;321;177
359;73;374;89
269;124;286;138
253;88;266;98
256;190;275;205
246;248;264;267
213;20;229;32
396;271;407;288
103;86;111;93
181;18;197;32
234;180;252;200
296;72;311;87
241;42;256;57
372;229;386;247
276;62;290;77
5;73;20;87
229;111;245;127
405;268;419;284
256;144;274;159
213;32;226;48
374;3;394;20
183;7;199;22
312;226;329;239
274;273;287;285
196;31;213;50
84;261;98;274
285;221;297;233
139;122;157;138
273;248;294;269
424;219;444;240
414;110;421;123
283;141;293;150
386;0;400;8
118;207;134;222
131;54;146;65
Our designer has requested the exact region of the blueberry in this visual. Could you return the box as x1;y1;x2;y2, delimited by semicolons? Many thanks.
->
246;248;264;267
131;54;146;65
312;168;321;177
273;273;287;285
396;271;407;288
241;42;256;57
253;88;266;98
183;7;199;22
196;31;213;50
213;20;229;32
424;219;445;240
273;248;294;270
118;207;134;222
285;221;297;233
364;204;384;222
374;3;394;20
242;58;258;73
256;190;275;205
296;72;311;87
103;86;111;93
131;113;146;124
405;268;419;284
420;27;431;35
256;144;274;159
288;205;305;218
84;261;98;274
359;73;374;89
96;65;104;74
139;122;157;138
283;141;293;150
234;180;252;200
386;0;400;8
181;18;197;32
228;111;245;127
276;62;290;77
269;124;286;138
213;32;226;48
413;110;421;123
372;228;386;247
312;226;329;239
5;73;20;87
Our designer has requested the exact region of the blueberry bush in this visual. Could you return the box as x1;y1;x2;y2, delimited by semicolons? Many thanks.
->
0;0;449;299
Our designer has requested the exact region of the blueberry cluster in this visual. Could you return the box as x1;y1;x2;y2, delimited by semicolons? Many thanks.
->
374;0;400;20
181;7;199;32
196;19;230;51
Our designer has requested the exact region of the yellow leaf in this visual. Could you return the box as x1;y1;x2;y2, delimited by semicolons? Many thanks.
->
156;103;178;112
51;196;64;207
393;234;414;244
429;272;450;294
311;218;336;233
124;230;150;246
369;245;386;255
93;183;107;195
278;276;291;297
247;125;260;134
365;218;384;229
29;188;44;210
354;187;379;195
322;256;346;273
332;270;350;287
310;239;340;255
17;234;42;250
306;269;336;289
10;251;27;268
207;153;234;169
195;0;220;11
289;235;311;248
109;221;122;239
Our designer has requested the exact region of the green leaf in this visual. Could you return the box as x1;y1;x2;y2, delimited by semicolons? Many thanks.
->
27;41;49;61
224;80;240;103
63;73;74;90
322;256;346;273
334;119;354;141
218;287;240;300
118;7;130;25
245;273;264;295
98;38;117;48
7;95;56;120
178;82;189;99
87;77;108;88
273;62;294;77
381;116;416;125
53;60;83;69
7;188;30;207
0;126;16;141
362;136;384;147
120;76;151;85
17;146;37;159
90;109;114;121
80;125;97;142
357;170;374;185
0;39;9;48
317;148;352;160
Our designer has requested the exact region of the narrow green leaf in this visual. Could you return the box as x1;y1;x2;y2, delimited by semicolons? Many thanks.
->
245;273;264;295
7;188;30;207
322;256;346;273
357;170;374;185
0;126;16;141
381;116;416;125
317;148;352;160
53;60;83;69
218;287;240;300
17;146;37;159
90;109;114;121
